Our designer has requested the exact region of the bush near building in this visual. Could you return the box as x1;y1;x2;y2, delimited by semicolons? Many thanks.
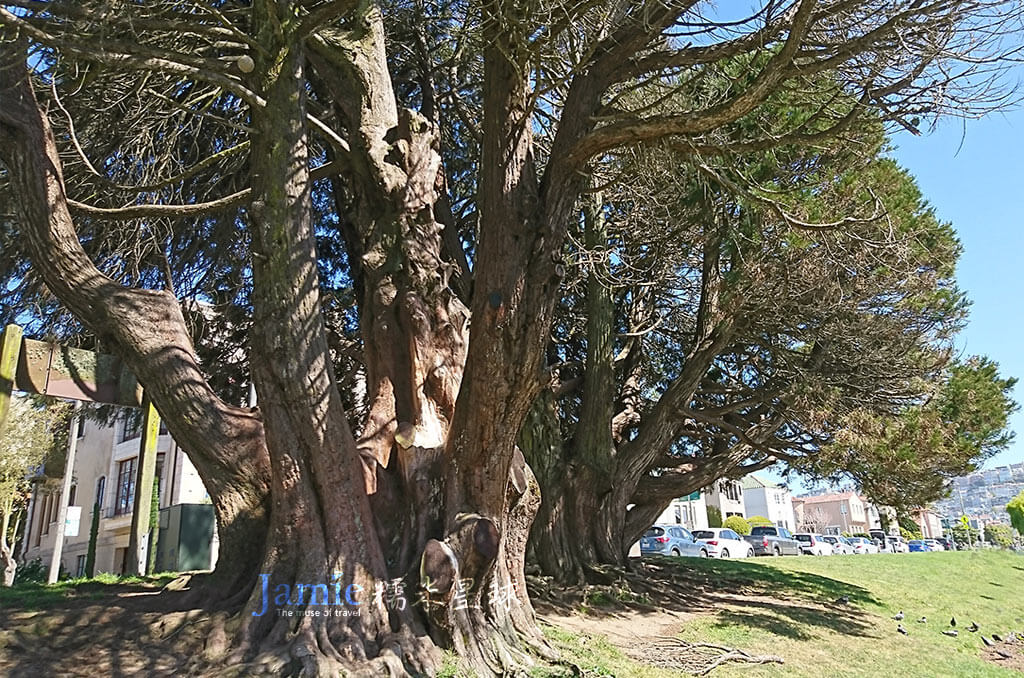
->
723;516;751;535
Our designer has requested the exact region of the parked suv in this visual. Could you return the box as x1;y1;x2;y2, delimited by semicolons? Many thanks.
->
640;525;709;558
692;528;755;558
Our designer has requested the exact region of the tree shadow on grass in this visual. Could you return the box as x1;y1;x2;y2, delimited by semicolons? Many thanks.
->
0;579;216;678
531;555;880;640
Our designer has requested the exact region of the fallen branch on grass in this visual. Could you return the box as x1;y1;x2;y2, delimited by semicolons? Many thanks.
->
626;635;784;676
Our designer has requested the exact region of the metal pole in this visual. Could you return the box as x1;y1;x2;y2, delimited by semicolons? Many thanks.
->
957;486;973;549
48;401;81;584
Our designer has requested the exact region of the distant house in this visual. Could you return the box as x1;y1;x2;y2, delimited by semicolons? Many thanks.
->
914;508;944;538
704;478;746;519
793;491;884;535
741;475;796;530
655;491;709;531
20;409;216;577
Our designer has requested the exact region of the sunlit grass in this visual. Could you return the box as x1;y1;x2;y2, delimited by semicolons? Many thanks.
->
539;550;1024;677
0;572;180;611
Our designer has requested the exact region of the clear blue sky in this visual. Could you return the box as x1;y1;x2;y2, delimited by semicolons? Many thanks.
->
891;110;1024;471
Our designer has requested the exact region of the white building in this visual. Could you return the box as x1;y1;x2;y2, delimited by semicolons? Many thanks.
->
20;408;216;577
655;491;709;532
705;478;746;520
741;475;796;530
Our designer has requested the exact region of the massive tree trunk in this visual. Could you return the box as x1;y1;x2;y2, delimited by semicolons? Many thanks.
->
526;198;743;582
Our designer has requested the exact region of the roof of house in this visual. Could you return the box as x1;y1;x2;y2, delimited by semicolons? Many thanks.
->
742;475;772;490
798;491;861;504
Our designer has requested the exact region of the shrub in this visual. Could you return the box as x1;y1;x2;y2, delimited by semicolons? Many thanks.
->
723;515;751;535
1008;491;1024;535
747;515;774;528
707;506;722;528
13;558;46;585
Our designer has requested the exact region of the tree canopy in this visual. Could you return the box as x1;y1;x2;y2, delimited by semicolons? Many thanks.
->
0;396;69;586
2;0;1023;674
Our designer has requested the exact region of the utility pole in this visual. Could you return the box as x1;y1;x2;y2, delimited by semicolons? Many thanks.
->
957;486;973;549
48;401;81;584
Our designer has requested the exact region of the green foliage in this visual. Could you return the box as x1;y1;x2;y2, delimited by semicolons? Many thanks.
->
950;522;979;547
898;514;923;540
706;506;723;528
1007;491;1024;535
723;515;751;535
821;358;1017;512
900;527;921;541
746;515;773;528
983;524;1013;548
12;558;46;585
2;397;70;575
85;503;100;578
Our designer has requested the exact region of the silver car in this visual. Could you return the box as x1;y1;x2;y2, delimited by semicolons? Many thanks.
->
640;524;710;558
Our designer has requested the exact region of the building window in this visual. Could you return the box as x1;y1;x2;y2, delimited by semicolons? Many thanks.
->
68;484;76;507
76;555;86;577
76;416;86;439
115;458;137;515
95;476;106;508
120;410;142;443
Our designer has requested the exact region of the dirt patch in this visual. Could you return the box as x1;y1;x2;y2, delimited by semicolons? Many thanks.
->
0;586;219;678
981;633;1024;673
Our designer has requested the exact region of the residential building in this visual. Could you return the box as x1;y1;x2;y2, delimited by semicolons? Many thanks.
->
20;408;216;577
655;491;709;532
705;478;746;519
794;491;879;535
741;475;796;530
914;508;944;538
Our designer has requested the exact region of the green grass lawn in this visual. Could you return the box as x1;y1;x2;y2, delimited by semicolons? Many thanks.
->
539;550;1024;677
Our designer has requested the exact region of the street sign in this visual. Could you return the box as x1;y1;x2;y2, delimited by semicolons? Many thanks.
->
64;506;82;537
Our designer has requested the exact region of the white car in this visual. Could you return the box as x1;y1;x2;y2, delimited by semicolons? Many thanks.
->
886;535;910;553
795;533;834;555
821;535;856;554
923;539;945;551
692;528;756;558
846;537;880;554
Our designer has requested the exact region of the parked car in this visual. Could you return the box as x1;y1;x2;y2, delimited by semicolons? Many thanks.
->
907;539;933;552
820;535;856;555
692;528;755;558
936;537;956;551
846;537;880;554
886;535;910;553
795;533;835;556
744;526;803;556
923;538;945;551
640;525;709;558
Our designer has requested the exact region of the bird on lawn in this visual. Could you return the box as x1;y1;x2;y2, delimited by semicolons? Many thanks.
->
892;611;905;621
917;616;928;624
942;630;959;637
897;624;909;635
993;633;1004;642
995;650;1013;660
968;621;979;633
950;617;957;628
835;595;850;605
982;636;996;647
